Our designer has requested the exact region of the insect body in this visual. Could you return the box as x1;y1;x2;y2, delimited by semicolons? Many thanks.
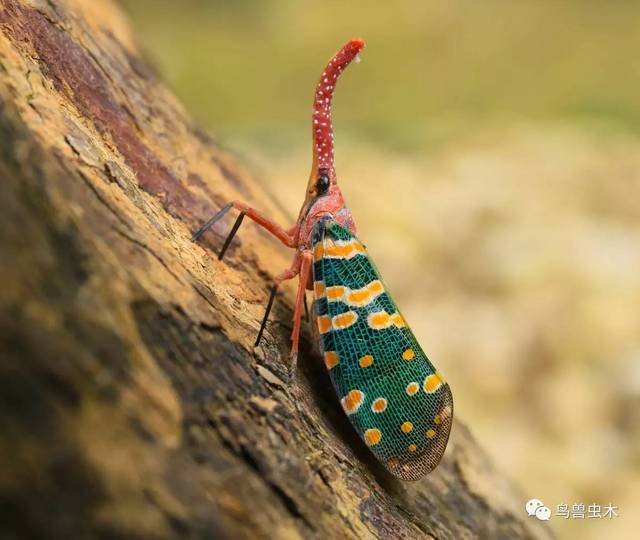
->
193;39;453;480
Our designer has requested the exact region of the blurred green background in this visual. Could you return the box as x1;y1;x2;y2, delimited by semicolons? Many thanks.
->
119;1;640;538
121;0;640;153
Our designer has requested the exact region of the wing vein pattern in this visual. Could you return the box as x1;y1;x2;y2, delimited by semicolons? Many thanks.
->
312;218;453;480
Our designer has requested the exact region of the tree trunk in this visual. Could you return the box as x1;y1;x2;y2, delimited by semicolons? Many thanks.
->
0;1;552;538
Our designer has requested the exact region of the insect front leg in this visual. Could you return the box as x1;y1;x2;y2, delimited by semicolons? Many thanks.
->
192;200;298;259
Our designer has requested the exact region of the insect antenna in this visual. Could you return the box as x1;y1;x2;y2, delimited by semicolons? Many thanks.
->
192;203;247;260
255;285;278;347
191;202;233;242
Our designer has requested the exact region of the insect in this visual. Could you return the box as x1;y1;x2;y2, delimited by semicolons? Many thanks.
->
192;39;453;480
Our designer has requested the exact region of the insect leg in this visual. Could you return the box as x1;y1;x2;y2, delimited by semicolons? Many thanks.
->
289;251;313;374
255;253;302;347
218;212;245;260
192;200;297;258
233;200;297;248
254;286;277;347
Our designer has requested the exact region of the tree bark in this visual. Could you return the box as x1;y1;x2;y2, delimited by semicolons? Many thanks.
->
0;1;552;538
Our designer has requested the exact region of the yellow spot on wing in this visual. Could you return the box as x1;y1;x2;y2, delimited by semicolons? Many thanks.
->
401;421;413;433
408;444;417;453
341;389;364;415
332;311;358;330
426;429;436;439
359;355;374;368
371;398;388;413
402;348;415;361
423;372;445;393
391;313;405;327
364;428;382;446
324;351;339;369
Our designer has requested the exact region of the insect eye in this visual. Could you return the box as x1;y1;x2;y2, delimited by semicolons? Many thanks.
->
316;172;330;195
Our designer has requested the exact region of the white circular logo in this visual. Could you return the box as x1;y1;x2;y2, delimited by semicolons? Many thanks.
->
525;499;544;517
535;506;552;521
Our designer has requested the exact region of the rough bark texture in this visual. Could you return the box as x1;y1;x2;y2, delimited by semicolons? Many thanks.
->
0;1;553;539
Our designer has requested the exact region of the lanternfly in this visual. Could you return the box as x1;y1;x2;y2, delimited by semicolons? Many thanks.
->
192;39;453;480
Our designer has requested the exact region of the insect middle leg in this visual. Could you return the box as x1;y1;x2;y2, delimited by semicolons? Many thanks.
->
289;250;313;374
255;251;302;347
254;250;312;377
192;200;298;258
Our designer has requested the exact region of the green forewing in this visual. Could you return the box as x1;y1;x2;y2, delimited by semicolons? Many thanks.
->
312;219;453;480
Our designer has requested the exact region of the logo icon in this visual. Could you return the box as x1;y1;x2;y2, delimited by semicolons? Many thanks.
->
526;499;551;521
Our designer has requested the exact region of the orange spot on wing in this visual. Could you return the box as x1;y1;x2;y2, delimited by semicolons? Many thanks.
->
402;348;415;361
313;281;325;298
343;280;384;307
325;243;351;258
368;280;384;294
324;351;339;369
426;429;436;439
364;428;382;446
317;316;332;334
371;398;388;413
313;243;324;261
401;421;413;433
368;311;391;329
347;289;370;304
332;311;358;330
324;239;365;259
405;382;419;396
359;355;374;368
326;286;345;301
341;389;364;414
408;444;417;453
368;310;405;330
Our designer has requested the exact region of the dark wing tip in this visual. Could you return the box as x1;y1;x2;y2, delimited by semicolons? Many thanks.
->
384;385;454;481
